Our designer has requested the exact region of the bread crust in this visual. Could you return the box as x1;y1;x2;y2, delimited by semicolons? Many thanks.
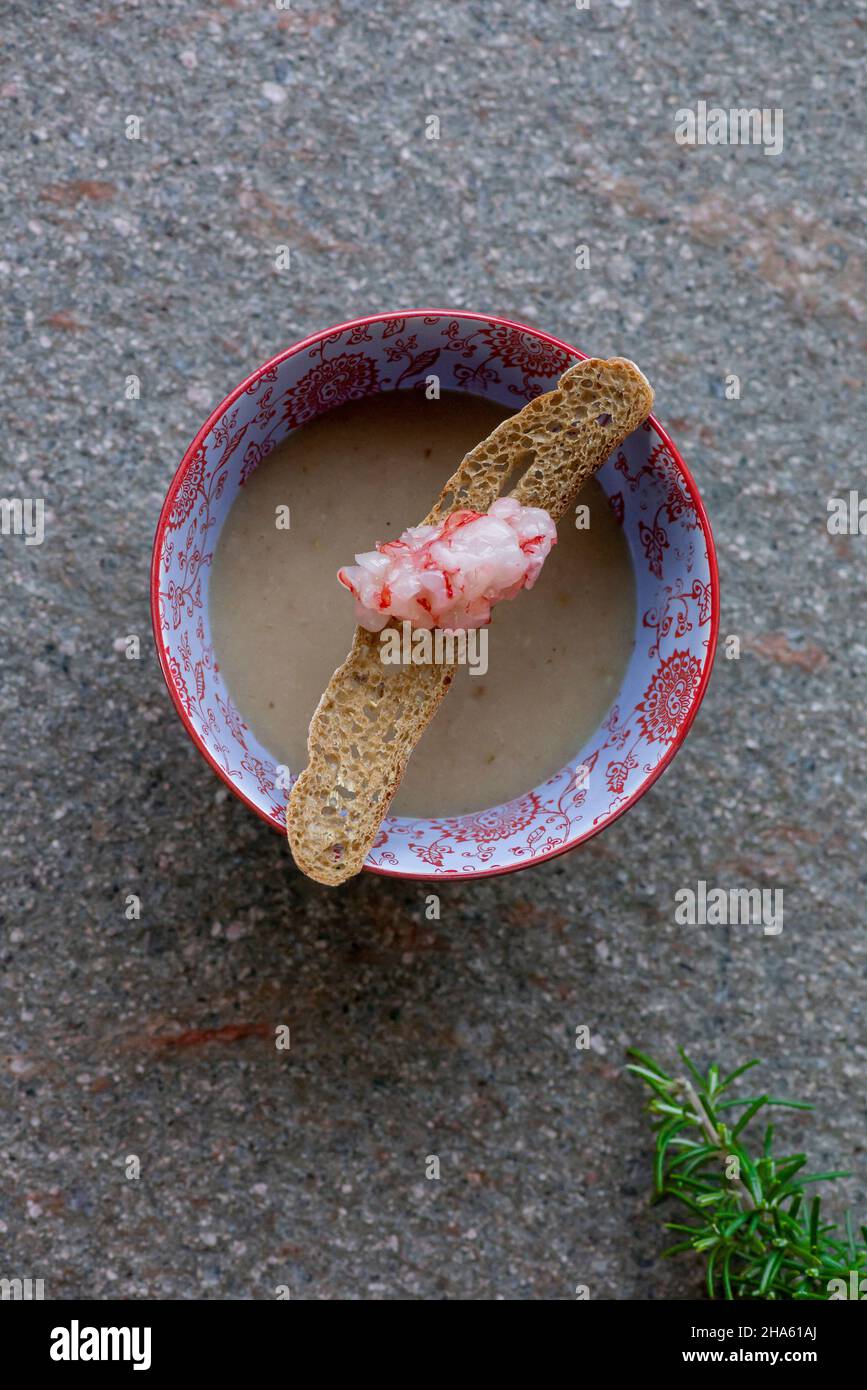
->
287;357;654;884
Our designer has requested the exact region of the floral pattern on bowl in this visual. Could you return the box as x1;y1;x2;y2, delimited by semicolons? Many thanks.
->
151;311;719;879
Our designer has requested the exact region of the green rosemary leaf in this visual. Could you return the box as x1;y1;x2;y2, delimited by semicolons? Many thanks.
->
678;1047;707;1089
625;1065;677;1102
668;1173;725;1196
625;1061;673;1087
770;1155;808;1190
719;1058;761;1092
757;1156;775;1192
695;1235;720;1253
650;1100;689;1117
844;1210;854;1259
628;1048;866;1301
735;1149;765;1205
626;1047;671;1080
674;1192;720;1219
654;1118;686;1192
700;1093;721;1129
716;1095;813;1112
782;1171;851;1194
720;1212;750;1240
763;1124;775;1158
669;1143;724;1175
732;1094;770;1137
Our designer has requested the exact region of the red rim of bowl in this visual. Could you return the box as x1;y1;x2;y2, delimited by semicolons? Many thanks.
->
150;309;720;881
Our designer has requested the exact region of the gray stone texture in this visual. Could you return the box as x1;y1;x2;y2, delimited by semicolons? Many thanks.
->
0;0;864;1299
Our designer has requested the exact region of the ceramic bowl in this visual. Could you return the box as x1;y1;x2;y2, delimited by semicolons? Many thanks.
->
151;310;719;879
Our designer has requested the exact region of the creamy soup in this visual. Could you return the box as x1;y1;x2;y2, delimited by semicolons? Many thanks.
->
209;391;635;819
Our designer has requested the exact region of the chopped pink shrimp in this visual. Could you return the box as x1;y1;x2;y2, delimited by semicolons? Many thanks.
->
337;496;558;631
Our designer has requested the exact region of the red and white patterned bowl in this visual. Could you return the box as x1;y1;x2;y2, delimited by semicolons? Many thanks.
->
151;311;719;880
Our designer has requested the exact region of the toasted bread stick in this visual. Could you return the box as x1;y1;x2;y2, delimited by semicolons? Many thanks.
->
287;357;654;884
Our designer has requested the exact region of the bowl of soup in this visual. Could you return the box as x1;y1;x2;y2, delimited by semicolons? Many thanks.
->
150;310;719;879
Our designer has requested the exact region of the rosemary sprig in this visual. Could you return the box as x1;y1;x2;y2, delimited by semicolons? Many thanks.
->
626;1046;867;1300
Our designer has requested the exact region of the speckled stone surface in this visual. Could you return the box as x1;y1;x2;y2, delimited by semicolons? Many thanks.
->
1;0;865;1300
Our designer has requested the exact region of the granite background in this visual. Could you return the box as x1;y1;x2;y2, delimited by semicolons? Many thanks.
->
1;0;864;1299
